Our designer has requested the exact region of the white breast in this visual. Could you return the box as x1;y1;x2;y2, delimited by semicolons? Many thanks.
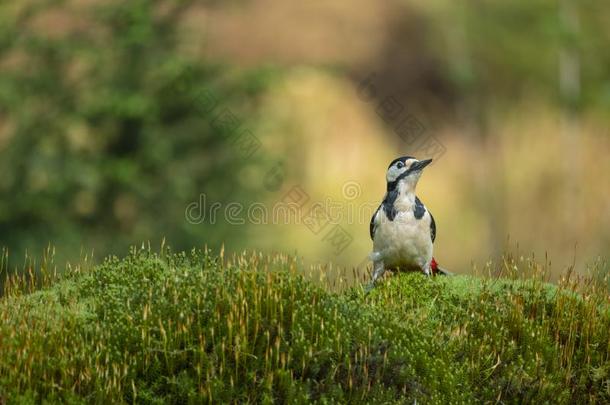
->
372;199;433;270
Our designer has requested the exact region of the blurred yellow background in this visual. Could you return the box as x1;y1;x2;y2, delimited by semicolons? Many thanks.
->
245;68;609;276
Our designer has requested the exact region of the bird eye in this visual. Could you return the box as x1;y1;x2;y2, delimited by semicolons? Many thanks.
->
396;162;405;169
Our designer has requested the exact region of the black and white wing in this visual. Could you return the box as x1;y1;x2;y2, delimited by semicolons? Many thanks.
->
429;210;436;243
369;205;381;240
415;196;436;243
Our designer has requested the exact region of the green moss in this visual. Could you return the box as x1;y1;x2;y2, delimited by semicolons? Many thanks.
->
1;249;609;404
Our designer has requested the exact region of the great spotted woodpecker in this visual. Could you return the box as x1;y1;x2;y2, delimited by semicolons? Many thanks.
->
368;156;450;289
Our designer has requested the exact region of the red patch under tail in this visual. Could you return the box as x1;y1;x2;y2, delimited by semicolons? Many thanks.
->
431;257;439;275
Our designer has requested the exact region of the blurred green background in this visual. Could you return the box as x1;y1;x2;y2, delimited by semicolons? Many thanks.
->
0;0;608;276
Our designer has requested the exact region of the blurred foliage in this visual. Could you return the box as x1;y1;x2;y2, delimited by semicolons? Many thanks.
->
0;1;277;261
419;0;610;114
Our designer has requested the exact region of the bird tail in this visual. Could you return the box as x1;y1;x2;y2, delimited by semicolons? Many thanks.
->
431;258;454;276
436;266;453;276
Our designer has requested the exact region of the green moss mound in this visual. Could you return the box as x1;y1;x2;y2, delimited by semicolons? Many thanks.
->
1;249;609;404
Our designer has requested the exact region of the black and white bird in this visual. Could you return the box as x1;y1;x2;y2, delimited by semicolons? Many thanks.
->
368;156;449;288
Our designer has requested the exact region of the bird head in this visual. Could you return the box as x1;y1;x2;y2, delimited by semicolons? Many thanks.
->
386;156;432;192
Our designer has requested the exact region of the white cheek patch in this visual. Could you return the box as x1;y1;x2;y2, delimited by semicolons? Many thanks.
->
386;159;419;183
386;166;406;182
387;158;418;182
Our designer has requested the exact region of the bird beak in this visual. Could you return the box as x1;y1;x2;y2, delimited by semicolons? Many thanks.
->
412;158;433;171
